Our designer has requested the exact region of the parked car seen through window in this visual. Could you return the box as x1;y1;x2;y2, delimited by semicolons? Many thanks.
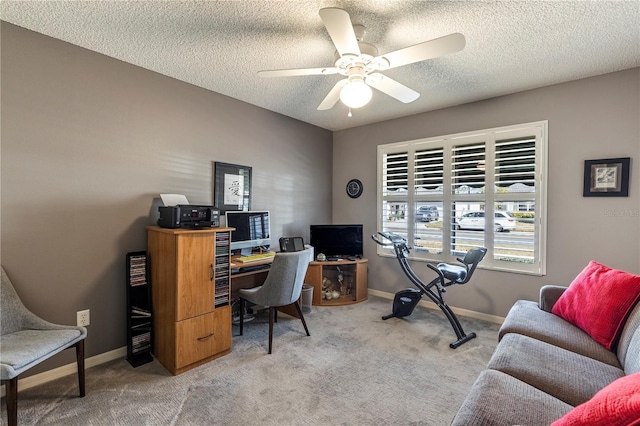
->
454;211;516;232
416;205;439;222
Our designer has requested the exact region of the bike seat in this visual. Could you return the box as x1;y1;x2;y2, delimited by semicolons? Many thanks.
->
436;263;468;284
437;247;487;285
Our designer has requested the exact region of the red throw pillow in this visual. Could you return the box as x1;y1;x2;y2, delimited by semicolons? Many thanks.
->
552;260;640;350
551;372;640;426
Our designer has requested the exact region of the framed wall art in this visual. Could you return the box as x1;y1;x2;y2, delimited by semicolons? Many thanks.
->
583;157;630;197
214;162;252;212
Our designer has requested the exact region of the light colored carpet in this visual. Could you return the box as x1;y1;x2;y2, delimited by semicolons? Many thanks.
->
7;296;500;425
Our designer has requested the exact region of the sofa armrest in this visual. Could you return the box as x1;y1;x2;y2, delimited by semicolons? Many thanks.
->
539;285;568;312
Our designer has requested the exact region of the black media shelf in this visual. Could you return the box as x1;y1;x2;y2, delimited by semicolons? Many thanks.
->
126;251;153;367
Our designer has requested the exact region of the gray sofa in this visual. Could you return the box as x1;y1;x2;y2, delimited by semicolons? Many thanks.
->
451;284;640;425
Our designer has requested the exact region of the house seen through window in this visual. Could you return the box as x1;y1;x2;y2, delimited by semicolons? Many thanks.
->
377;121;548;275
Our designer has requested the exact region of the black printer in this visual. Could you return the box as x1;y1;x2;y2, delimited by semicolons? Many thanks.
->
158;205;220;229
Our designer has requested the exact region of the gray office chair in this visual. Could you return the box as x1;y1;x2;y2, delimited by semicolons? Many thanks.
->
238;246;314;354
0;266;87;426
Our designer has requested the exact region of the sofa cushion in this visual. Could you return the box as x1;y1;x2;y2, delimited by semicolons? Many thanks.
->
499;300;621;367
550;372;640;426
552;260;640;350
487;333;624;406
450;369;573;426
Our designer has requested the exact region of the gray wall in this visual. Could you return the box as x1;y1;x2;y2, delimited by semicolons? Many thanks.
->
1;22;332;373
333;67;640;317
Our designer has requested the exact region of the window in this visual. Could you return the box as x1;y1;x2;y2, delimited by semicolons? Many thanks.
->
377;121;547;275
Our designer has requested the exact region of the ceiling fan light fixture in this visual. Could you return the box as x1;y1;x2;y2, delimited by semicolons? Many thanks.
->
260;8;465;112
339;77;372;109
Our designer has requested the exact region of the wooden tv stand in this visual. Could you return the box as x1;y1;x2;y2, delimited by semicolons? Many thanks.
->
305;258;367;306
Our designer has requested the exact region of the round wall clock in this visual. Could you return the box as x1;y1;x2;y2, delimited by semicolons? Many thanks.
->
346;179;363;198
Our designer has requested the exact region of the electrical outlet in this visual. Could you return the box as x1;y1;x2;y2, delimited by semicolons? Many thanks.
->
77;309;90;327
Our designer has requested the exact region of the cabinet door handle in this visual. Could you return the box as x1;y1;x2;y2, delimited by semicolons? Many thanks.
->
197;332;214;341
210;264;214;280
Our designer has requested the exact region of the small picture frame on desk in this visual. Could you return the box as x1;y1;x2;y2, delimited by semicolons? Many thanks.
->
214;162;252;212
583;157;630;197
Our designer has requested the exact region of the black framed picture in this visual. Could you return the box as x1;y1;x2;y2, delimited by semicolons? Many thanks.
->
583;157;630;197
214;162;252;212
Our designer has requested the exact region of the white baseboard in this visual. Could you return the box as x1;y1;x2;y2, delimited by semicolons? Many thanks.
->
1;346;127;397
367;288;505;325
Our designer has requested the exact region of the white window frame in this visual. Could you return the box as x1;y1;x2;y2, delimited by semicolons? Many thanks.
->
377;121;548;276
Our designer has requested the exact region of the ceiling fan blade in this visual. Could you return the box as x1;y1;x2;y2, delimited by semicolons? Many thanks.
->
366;74;420;103
258;67;339;78
381;33;465;70
319;7;361;57
317;79;348;110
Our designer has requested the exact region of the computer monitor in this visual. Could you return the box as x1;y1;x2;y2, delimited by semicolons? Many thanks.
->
226;210;271;255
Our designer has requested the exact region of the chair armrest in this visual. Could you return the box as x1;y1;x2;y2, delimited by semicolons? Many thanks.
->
539;285;568;312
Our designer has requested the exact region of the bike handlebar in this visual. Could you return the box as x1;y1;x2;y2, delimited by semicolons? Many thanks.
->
371;232;408;247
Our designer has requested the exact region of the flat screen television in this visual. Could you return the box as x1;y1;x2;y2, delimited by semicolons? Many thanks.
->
309;224;363;259
226;211;271;255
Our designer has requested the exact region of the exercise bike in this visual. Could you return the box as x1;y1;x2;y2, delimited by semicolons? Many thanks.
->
372;232;487;349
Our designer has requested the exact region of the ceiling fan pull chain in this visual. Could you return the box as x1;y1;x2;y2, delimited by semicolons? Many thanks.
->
348;108;353;117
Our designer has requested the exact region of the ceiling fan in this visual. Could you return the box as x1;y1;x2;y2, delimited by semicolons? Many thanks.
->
258;7;465;112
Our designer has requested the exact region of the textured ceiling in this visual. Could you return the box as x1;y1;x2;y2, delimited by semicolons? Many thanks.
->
1;1;639;131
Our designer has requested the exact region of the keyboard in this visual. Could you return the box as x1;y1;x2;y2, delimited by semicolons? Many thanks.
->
238;264;270;273
237;252;275;263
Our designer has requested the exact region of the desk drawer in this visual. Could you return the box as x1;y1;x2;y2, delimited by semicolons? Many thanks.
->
175;307;231;368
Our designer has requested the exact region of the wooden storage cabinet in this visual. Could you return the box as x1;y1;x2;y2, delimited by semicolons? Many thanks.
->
305;258;368;306
147;226;233;375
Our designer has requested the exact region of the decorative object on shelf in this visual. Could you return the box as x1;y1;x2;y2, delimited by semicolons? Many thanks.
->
214;162;252;212
322;276;332;289
316;253;326;261
321;269;351;300
583;157;630;197
337;267;344;295
322;276;336;300
346;178;363;198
